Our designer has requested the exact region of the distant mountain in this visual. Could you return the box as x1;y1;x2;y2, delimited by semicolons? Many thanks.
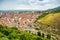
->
51;6;60;13
45;6;60;13
52;6;60;10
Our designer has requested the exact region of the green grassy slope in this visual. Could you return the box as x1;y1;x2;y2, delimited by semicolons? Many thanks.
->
36;12;60;40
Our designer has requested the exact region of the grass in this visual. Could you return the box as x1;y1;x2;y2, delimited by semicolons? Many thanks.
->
35;12;60;40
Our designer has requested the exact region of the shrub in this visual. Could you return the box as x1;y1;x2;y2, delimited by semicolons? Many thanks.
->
47;34;51;39
42;33;45;37
0;25;49;40
37;31;41;36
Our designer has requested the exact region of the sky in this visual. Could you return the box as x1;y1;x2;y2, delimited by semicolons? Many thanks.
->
0;0;60;10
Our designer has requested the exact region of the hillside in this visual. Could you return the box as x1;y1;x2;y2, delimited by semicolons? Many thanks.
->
36;12;60;40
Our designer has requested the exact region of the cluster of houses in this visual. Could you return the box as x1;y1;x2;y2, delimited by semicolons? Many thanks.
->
0;12;40;31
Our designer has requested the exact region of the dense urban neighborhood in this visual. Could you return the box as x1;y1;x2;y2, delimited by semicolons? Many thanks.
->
0;12;40;30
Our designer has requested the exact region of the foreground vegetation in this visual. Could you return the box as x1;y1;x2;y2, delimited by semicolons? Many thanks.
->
0;25;50;40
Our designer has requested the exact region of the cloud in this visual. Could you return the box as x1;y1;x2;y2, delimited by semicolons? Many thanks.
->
0;0;60;10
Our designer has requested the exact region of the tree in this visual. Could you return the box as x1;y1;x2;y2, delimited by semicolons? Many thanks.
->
42;33;45;37
37;31;41;36
47;34;51;39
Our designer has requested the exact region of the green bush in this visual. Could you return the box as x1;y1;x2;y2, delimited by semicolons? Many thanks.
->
42;33;45;37
47;34;51;39
0;25;49;40
37;31;41;36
